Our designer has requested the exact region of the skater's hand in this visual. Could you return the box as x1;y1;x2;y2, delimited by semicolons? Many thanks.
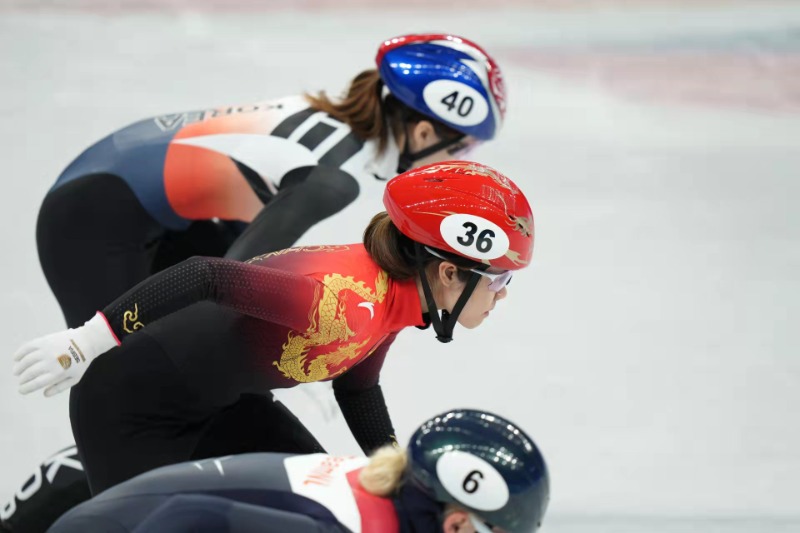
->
13;313;120;397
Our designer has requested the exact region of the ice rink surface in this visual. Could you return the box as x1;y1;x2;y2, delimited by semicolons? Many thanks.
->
1;0;799;530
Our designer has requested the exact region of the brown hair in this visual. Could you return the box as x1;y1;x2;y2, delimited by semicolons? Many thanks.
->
363;212;477;282
305;69;462;155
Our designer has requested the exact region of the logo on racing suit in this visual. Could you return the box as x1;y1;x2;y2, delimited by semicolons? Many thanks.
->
1;446;85;522
357;301;375;319
123;303;144;334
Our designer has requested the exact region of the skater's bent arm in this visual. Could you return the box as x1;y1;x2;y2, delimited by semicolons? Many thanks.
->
225;166;360;261
101;257;321;342
333;334;399;453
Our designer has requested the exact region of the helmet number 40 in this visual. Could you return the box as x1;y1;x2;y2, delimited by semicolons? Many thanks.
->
423;80;489;127
441;91;474;117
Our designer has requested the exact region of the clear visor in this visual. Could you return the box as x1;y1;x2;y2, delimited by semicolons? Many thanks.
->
469;268;513;292
424;246;512;292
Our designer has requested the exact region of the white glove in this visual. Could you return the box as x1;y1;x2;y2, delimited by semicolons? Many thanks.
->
13;312;120;397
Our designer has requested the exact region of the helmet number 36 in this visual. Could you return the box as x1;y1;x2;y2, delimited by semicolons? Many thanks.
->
437;450;510;511
423;80;489;127
441;214;509;261
457;222;494;253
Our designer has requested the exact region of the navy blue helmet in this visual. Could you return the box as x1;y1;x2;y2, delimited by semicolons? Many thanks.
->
407;409;549;532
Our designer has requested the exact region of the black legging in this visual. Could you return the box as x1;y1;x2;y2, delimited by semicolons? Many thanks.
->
70;324;325;495
36;173;238;328
37;173;324;499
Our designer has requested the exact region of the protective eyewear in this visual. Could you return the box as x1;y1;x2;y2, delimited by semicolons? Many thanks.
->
469;267;513;292
425;247;512;292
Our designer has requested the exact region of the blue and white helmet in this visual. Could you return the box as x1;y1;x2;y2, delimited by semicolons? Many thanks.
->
376;34;506;141
407;409;549;532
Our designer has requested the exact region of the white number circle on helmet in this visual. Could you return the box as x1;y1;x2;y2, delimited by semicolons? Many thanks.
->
423;80;489;127
436;450;510;511
440;214;509;261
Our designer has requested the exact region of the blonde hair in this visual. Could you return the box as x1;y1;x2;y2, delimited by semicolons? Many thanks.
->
359;445;409;497
360;446;468;522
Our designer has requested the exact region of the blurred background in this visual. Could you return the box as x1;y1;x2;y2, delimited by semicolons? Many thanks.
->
1;0;799;531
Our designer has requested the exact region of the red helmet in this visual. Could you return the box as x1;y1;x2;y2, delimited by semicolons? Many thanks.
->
384;161;534;271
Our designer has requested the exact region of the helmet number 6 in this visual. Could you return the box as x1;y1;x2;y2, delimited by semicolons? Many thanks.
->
463;470;484;494
441;91;474;117
457;222;494;253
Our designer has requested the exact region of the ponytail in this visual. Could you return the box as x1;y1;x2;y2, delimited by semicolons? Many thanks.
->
363;212;417;280
359;445;409;497
305;69;393;153
364;212;477;283
306;69;462;155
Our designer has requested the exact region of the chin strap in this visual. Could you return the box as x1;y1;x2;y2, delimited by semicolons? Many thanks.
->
415;243;482;343
397;133;465;174
395;105;466;173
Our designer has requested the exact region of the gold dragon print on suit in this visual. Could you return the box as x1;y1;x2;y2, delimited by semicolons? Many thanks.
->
123;303;144;334
245;245;350;265
274;270;389;383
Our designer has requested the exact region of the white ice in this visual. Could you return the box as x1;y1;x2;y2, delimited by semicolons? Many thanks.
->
1;1;799;531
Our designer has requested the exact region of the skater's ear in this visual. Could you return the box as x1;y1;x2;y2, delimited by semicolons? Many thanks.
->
436;261;463;289
441;508;472;533
407;120;440;152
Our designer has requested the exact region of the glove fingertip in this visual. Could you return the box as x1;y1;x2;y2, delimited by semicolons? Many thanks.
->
18;373;54;395
12;343;38;362
16;365;46;385
12;355;37;376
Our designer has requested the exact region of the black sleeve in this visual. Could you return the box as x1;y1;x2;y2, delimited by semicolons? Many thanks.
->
225;166;360;261
101;256;321;342
332;334;399;454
